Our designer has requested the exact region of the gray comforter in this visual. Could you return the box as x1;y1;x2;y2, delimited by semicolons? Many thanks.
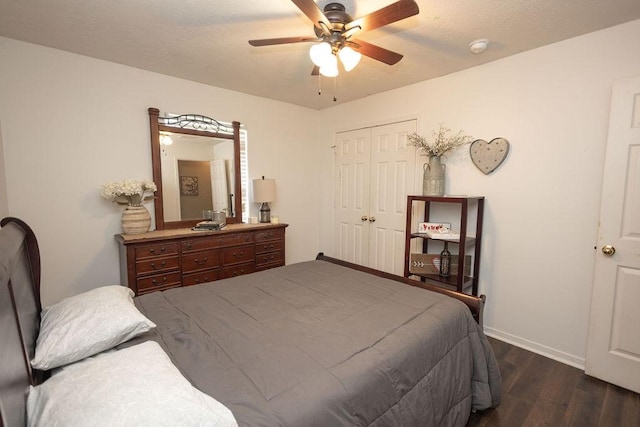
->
133;260;501;426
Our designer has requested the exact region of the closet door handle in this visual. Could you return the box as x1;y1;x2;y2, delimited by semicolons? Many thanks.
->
601;245;615;256
369;217;376;223
361;216;368;222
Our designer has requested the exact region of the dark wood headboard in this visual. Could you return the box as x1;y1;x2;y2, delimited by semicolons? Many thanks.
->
0;217;43;427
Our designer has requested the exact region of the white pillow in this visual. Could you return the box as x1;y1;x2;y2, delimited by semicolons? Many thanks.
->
27;341;238;427
31;285;155;370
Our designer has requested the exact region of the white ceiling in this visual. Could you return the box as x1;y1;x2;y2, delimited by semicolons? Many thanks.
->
2;0;640;110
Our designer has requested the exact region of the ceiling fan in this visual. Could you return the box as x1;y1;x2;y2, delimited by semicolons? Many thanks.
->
248;0;419;77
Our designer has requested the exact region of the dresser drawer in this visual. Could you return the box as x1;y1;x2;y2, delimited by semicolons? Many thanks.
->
182;237;218;253
221;262;256;279
221;244;255;265
182;249;220;273
182;233;255;253
136;272;182;294
255;251;285;268
136;255;180;276
255;228;284;243
217;232;254;247
134;242;179;260
182;269;221;286
255;239;284;254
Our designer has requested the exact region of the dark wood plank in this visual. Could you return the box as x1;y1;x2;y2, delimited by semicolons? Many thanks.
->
468;337;640;427
598;383;640;426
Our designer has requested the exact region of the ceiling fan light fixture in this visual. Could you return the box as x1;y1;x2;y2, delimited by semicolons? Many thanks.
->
319;54;339;77
310;42;333;67
338;46;361;71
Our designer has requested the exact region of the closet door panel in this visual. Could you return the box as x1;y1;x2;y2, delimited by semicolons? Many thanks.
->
368;120;417;274
334;128;371;264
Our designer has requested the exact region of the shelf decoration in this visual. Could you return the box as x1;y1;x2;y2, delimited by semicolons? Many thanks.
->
409;253;471;276
408;124;472;196
417;222;450;234
424;229;461;240
470;137;510;174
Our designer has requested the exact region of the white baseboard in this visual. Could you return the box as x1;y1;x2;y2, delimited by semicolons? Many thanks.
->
484;327;586;370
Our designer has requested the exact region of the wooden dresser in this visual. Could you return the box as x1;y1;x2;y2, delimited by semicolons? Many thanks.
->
116;223;287;296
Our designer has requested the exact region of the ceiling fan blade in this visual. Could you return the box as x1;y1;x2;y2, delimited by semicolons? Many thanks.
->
345;0;419;34
291;0;332;35
249;36;318;47
311;65;319;76
350;39;403;65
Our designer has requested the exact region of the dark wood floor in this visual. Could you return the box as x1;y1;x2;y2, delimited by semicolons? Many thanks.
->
466;337;640;426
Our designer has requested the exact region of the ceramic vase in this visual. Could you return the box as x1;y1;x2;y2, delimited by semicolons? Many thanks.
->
121;205;151;235
423;156;446;196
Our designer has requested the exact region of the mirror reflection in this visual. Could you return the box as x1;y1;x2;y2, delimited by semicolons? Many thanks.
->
149;108;242;230
160;133;236;222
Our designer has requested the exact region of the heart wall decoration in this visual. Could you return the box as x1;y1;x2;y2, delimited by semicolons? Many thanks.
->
470;137;510;174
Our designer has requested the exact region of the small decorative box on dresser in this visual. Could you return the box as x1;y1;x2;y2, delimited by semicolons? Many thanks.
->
116;223;287;296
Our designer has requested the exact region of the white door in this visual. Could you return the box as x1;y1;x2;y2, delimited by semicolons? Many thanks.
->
368;121;417;274
334;120;417;273
210;159;229;213
334;128;371;266
586;76;640;393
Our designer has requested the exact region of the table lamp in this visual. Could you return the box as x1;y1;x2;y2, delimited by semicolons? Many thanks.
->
252;177;276;223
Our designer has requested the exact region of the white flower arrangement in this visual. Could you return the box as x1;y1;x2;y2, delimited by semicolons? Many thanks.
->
101;179;157;206
408;123;472;157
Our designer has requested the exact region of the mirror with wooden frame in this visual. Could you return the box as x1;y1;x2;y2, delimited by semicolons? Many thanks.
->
149;108;242;229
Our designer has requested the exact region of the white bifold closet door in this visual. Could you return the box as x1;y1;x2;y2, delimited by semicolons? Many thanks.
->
334;119;417;275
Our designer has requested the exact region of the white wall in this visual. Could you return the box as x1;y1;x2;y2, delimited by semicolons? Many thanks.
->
318;19;640;366
0;120;7;219
0;37;320;306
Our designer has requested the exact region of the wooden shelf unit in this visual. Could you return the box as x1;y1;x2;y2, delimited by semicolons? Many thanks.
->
403;195;484;295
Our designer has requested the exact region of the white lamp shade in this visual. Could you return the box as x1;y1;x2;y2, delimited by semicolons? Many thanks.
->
309;42;332;67
338;46;361;71
252;178;276;203
319;54;339;77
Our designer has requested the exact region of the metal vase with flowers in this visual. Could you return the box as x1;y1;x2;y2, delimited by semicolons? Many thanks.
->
408;124;473;197
423;155;446;196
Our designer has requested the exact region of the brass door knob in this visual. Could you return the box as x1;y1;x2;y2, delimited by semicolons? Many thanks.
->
361;216;368;221
369;217;376;223
602;245;616;256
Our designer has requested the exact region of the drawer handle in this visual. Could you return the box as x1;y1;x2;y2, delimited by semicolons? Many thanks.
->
195;276;209;284
186;243;192;250
149;247;166;254
151;276;168;286
150;261;166;269
195;257;208;265
233;251;244;258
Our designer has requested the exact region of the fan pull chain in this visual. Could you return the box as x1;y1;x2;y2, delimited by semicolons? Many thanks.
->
333;77;337;102
318;74;322;95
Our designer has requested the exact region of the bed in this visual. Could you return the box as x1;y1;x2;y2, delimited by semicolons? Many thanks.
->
0;217;501;426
